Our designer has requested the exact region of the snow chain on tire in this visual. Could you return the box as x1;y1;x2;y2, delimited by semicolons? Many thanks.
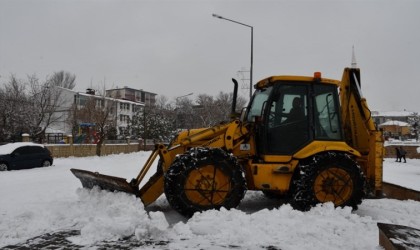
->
164;147;247;217
291;152;366;211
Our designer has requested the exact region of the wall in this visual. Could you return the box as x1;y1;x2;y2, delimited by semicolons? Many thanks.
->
20;134;156;158
46;143;156;158
384;145;420;159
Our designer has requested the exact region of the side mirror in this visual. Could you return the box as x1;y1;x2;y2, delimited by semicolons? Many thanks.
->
254;116;264;124
240;107;247;121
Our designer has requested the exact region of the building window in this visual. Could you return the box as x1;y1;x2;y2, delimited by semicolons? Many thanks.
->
75;95;87;107
141;92;145;103
96;99;103;108
132;104;143;113
119;114;130;122
119;103;130;111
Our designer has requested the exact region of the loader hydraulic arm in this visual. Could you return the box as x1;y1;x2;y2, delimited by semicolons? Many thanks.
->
339;67;384;196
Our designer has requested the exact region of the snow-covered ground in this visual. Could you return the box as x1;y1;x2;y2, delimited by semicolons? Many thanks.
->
1;152;420;249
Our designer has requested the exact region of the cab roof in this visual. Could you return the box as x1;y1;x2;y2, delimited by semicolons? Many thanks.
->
255;74;341;90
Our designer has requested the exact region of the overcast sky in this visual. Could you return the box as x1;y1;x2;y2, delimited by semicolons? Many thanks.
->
1;0;419;111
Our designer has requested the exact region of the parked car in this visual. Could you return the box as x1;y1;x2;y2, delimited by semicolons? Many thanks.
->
0;142;53;171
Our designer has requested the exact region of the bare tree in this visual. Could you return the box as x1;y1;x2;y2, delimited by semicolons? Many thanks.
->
28;72;76;141
71;94;116;156
408;112;420;141
49;71;76;89
193;92;247;128
0;72;77;142
195;94;217;127
0;75;32;141
175;97;195;129
131;95;176;142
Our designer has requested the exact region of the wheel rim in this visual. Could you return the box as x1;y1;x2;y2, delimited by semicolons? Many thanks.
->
184;164;231;206
313;167;353;206
42;161;51;167
0;163;7;171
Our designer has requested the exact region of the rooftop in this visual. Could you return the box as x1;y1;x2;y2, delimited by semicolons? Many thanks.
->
372;111;418;117
379;120;410;127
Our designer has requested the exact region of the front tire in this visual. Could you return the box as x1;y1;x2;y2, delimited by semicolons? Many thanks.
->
42;160;51;167
0;162;8;171
291;152;365;211
164;148;246;217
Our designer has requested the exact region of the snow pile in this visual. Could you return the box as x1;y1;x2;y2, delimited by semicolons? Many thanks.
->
68;187;149;245
1;152;420;249
167;204;376;249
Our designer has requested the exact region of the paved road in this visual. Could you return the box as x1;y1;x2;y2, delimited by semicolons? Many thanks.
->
1;230;170;250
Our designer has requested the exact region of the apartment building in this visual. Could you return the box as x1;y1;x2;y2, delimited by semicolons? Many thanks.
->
50;87;144;138
105;87;157;107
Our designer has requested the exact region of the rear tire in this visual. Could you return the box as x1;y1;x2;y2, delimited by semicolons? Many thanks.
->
0;162;8;171
164;147;246;217
291;152;365;211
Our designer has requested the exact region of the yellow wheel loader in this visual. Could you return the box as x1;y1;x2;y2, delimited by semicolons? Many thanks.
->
71;67;383;217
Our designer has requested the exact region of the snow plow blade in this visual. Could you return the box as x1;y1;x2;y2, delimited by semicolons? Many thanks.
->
70;168;139;196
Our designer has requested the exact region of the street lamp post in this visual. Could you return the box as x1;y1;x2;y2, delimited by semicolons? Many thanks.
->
212;14;253;99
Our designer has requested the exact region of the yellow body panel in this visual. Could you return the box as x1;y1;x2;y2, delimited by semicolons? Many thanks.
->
294;141;361;159
260;141;360;163
248;160;298;191
247;141;360;191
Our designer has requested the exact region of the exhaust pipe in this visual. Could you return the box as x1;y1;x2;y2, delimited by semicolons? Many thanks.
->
231;78;238;118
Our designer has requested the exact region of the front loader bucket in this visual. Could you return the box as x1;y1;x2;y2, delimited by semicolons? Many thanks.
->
71;168;139;196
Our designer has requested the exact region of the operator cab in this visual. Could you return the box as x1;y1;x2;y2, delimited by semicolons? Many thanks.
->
246;74;343;156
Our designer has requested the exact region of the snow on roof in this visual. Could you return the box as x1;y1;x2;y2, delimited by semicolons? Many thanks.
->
379;120;410;127
77;92;144;105
45;128;65;134
371;111;418;117
0;142;45;155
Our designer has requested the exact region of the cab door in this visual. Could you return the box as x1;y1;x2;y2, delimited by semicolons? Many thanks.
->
263;84;311;155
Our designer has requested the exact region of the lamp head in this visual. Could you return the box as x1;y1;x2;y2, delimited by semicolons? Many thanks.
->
212;14;223;19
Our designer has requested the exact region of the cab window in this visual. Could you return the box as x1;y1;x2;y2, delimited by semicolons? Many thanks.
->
247;87;273;122
314;85;342;140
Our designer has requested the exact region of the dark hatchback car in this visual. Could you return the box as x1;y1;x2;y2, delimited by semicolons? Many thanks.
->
0;142;53;171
